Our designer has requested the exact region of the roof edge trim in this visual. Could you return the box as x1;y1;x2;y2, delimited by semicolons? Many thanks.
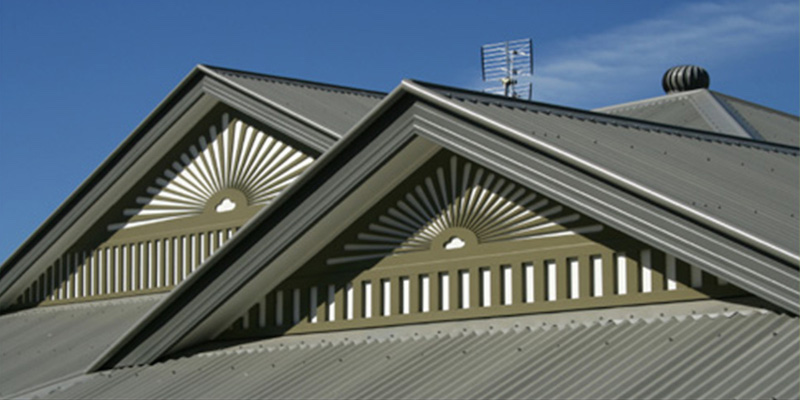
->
86;82;414;372
202;65;387;98
199;65;342;141
401;80;800;265
433;84;798;154
0;66;207;284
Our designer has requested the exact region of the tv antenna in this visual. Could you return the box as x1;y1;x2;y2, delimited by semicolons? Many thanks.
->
481;38;533;100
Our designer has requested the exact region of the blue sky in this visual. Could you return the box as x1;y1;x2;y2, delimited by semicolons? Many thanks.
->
0;0;797;262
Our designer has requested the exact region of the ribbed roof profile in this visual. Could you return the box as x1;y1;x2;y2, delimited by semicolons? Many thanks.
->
36;311;798;399
206;66;386;136
0;295;163;397
713;91;800;146
416;82;799;260
596;66;798;147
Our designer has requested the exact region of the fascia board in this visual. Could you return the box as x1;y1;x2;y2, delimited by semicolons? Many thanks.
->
401;81;799;266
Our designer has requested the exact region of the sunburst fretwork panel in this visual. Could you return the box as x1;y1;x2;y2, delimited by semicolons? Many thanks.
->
329;155;602;265
110;113;314;231
15;113;316;308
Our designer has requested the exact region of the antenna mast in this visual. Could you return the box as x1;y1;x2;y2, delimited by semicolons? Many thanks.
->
481;38;533;100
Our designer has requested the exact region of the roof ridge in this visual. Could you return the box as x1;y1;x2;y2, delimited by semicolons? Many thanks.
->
711;90;800;120
597;90;697;113
202;64;387;99
411;80;799;156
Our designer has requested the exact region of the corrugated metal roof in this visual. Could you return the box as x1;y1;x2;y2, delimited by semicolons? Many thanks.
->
597;90;720;133
714;92;800;147
596;89;799;147
207;66;386;136
420;83;800;258
0;295;163;397
36;310;798;399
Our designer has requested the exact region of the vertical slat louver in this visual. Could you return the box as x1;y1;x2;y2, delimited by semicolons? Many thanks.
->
218;246;744;339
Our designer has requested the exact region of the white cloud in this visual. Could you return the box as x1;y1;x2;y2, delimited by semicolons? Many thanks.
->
530;0;798;108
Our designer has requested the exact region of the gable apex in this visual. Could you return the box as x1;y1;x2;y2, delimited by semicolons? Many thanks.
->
0;66;380;310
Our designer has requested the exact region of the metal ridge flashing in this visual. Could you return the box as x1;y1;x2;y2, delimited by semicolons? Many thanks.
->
401;79;799;265
198;65;342;141
203;64;387;98
688;89;759;140
416;81;799;155
711;90;800;119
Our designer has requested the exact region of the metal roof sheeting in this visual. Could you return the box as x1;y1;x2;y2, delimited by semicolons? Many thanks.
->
714;92;800;147
421;84;799;259
37;311;798;400
596;89;799;147
208;66;385;136
0;295;162;397
598;91;720;133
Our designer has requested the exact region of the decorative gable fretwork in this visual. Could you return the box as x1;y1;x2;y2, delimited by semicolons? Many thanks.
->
330;156;602;264
218;152;745;339
110;113;314;231
15;113;315;308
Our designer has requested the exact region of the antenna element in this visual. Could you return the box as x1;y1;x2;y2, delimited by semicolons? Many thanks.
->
481;39;533;100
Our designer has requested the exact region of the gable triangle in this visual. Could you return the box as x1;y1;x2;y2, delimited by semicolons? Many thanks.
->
213;150;748;340
10;108;316;309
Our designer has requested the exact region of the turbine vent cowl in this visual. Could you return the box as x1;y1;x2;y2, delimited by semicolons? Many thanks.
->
662;65;710;93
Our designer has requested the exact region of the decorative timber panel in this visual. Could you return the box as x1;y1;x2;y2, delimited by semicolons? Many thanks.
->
16;113;315;307
219;152;745;339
